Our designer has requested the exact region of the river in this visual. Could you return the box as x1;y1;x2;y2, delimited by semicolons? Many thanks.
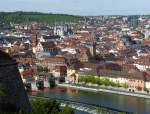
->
29;87;150;114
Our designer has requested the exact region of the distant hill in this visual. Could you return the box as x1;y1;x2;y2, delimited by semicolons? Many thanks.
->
0;12;83;23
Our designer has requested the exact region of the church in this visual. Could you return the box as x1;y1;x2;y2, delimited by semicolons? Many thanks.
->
32;32;58;57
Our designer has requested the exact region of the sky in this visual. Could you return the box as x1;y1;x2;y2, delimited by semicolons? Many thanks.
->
0;0;150;16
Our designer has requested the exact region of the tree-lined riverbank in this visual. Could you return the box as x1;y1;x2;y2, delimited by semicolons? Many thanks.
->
29;86;150;114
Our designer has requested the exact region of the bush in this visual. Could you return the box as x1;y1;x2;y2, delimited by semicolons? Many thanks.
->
30;99;60;114
0;98;75;114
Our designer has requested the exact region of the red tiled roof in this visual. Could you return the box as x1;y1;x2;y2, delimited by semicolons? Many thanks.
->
41;41;56;49
43;56;66;63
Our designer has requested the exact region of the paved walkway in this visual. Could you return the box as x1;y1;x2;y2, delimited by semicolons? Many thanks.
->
58;83;150;99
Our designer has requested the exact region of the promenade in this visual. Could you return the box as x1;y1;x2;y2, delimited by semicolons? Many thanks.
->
58;83;150;99
29;80;150;99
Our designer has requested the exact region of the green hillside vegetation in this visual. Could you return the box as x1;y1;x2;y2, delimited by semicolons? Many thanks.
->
0;12;83;23
0;98;74;114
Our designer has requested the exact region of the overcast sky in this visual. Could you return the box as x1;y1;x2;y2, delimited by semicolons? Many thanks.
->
0;0;150;15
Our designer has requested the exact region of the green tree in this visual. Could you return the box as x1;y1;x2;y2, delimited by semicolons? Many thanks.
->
78;75;125;88
30;98;60;114
30;98;75;114
0;84;5;96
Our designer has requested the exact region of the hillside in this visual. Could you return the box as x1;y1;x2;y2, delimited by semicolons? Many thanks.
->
0;12;83;23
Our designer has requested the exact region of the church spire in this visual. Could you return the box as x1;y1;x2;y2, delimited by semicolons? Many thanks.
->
31;24;38;47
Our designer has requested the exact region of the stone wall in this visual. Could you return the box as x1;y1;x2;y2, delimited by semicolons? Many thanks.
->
0;61;31;113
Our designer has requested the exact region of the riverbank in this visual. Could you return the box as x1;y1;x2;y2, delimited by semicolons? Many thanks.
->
58;83;150;99
28;84;150;114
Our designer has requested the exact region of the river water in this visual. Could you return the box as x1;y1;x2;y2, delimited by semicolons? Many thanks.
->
29;87;150;114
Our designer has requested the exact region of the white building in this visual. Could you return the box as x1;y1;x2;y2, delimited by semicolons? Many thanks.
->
134;64;150;71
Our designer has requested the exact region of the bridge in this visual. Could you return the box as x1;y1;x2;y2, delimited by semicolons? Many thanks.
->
30;95;134;114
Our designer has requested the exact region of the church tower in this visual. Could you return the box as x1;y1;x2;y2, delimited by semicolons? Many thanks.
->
31;29;39;54
89;31;96;58
89;42;96;58
32;32;38;48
